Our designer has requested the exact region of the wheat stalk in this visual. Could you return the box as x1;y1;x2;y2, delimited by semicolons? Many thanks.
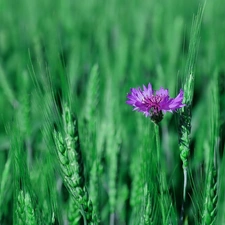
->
178;7;204;224
0;157;12;220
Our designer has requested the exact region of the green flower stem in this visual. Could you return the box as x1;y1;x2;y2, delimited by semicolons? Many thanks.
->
154;124;161;172
154;123;166;224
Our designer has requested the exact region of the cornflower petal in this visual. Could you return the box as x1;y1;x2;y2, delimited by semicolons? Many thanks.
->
126;83;185;123
155;87;169;97
142;83;153;98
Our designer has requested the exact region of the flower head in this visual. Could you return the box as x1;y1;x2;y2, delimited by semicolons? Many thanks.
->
126;83;185;123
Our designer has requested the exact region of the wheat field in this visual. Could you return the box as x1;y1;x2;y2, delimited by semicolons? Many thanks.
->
0;0;225;224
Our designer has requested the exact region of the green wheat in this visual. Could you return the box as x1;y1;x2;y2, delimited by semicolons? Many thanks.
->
15;190;37;225
202;165;218;225
53;104;97;224
0;0;225;225
68;196;81;225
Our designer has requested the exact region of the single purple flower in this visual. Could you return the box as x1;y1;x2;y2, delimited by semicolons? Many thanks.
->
126;83;185;123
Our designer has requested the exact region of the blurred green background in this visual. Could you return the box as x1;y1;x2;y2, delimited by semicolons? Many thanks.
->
0;0;225;121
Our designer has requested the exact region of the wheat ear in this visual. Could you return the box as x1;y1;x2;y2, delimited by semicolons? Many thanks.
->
202;165;218;225
179;6;204;223
68;196;81;225
53;104;97;224
15;190;37;225
142;184;154;225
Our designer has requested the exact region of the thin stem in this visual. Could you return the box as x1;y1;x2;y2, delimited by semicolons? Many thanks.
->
110;212;115;225
179;168;187;225
154;124;160;166
84;216;87;225
183;168;187;202
154;123;166;224
80;207;87;225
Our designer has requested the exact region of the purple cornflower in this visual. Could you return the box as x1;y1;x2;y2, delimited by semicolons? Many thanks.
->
126;83;185;123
